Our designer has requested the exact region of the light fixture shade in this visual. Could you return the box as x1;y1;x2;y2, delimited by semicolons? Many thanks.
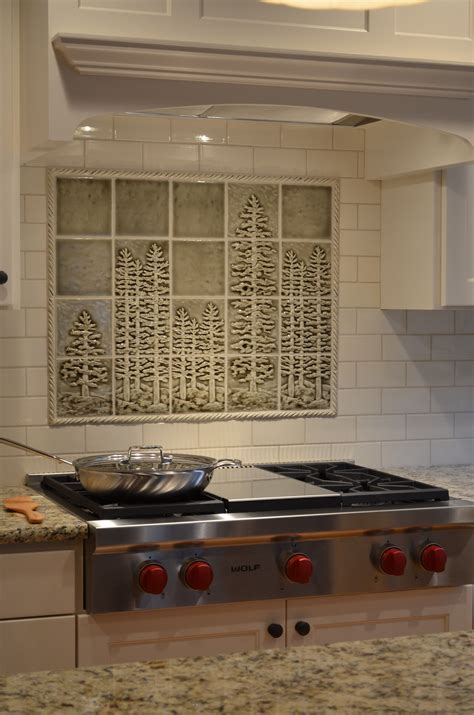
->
261;0;428;9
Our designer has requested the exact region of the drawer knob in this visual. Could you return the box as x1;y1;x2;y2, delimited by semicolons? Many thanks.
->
0;271;8;285
295;621;311;636
267;623;283;639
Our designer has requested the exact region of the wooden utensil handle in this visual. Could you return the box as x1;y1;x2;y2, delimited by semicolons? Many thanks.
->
4;499;45;524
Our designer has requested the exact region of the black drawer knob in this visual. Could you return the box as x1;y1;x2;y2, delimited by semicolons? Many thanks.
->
0;271;8;285
295;621;311;636
267;623;283;639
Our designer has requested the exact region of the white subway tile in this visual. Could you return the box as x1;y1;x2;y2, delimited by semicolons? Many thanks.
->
339;308;357;335
339;334;381;361
227;446;280;464
24;195;46;223
199;421;252;448
338;388;381;415
357;257;380;283
430;438;474;465
200;145;253;173
143;423;199;449
26;367;47;396
20;253;25;280
382;388;430;414
0;309;25;338
254;147;305;176
281;124;332;149
454;413;474;438
432;335;474;361
333;126;364;151
85;140;142;170
26;308;47;337
20;196;25;222
20;167;46;195
0;368;26;397
279;444;331;462
407;413;454;439
339;257;357;282
407;310;454;335
26;426;85;455
227;120;280;147
383;335;430;361
358;204;381;230
172;118;227;145
357;309;406;335
339;283;380;308
340;230;380;257
75;116;113;140
338;362;356;388
20;223;46;252
357;415;406;441
340;178;380;204
340;204;358;229
0;397;47;426
431;387;474;413
144;143;199;172
25;252;46;280
85;425;144;453
305;416;356;443
0;455;52;486
333;442;381;468
307;150;358;178
0;427;28;456
0;338;46;368
382;440;430;467
357;362;405;388
26;141;84;168
455;361;474;385
114;115;170;142
253;419;305;446
20;280;47;308
455;310;474;334
406;362;454;387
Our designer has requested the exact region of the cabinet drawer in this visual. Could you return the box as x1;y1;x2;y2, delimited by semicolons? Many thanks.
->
0;615;75;675
0;550;76;618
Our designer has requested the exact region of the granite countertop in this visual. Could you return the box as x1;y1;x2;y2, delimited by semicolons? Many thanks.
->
0;486;87;545
1;631;473;714
392;466;474;501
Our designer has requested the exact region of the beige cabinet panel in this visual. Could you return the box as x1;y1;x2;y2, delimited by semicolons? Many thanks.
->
0;550;76;619
287;587;472;647
0;615;75;675
78;600;286;666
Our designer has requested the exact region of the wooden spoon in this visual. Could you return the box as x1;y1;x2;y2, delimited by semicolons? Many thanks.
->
3;497;45;524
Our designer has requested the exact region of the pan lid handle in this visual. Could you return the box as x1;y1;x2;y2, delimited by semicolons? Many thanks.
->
122;446;172;469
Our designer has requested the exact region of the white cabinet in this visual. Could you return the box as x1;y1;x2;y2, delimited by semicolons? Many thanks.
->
287;587;472;647
381;164;474;309
0;0;20;307
0;615;75;675
77;600;286;666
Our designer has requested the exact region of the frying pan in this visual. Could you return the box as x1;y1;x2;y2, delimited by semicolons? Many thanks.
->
0;437;241;501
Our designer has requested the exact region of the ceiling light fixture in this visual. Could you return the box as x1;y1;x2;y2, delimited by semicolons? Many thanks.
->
261;0;428;10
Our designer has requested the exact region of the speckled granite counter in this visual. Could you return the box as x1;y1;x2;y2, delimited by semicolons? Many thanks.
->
393;466;474;501
0;486;87;544
1;631;472;714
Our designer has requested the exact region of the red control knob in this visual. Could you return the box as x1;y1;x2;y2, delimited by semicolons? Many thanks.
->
139;564;168;595
421;544;447;573
285;554;313;584
183;560;214;591
380;547;407;576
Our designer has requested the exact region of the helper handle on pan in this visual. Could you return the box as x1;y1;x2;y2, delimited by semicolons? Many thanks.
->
212;459;243;469
0;437;74;466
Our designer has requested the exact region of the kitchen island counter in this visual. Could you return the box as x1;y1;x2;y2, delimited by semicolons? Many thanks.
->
0;486;87;544
1;630;473;714
393;465;474;501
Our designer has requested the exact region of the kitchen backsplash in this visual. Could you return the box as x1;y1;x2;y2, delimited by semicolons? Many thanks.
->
1;116;473;485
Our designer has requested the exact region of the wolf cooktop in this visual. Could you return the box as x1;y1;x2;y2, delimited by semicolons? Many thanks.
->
38;461;449;521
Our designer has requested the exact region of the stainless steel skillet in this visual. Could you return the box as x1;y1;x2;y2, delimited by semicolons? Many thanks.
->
0;438;241;500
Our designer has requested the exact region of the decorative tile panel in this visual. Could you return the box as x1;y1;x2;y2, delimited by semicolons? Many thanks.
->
48;169;339;424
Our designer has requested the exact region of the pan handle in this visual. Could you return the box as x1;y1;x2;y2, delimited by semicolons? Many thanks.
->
0;437;74;466
213;459;243;469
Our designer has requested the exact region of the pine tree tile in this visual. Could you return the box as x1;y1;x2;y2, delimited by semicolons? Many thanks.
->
228;183;278;238
57;358;112;416
229;241;279;296
57;300;112;357
115;355;170;415
228;355;278;411
171;356;225;413
228;299;278;355
115;240;170;297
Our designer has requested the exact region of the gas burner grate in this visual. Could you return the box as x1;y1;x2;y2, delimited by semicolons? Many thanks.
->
41;474;226;519
257;462;450;506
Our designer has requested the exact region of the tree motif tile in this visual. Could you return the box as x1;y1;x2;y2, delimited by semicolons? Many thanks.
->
48;169;338;423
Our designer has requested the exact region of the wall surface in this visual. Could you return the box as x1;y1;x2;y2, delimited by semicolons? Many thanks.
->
1;116;473;486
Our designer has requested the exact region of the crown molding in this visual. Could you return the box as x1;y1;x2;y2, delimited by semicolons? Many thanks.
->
52;34;474;100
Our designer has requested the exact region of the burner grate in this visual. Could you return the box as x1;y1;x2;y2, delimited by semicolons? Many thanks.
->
257;462;449;505
41;474;226;519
